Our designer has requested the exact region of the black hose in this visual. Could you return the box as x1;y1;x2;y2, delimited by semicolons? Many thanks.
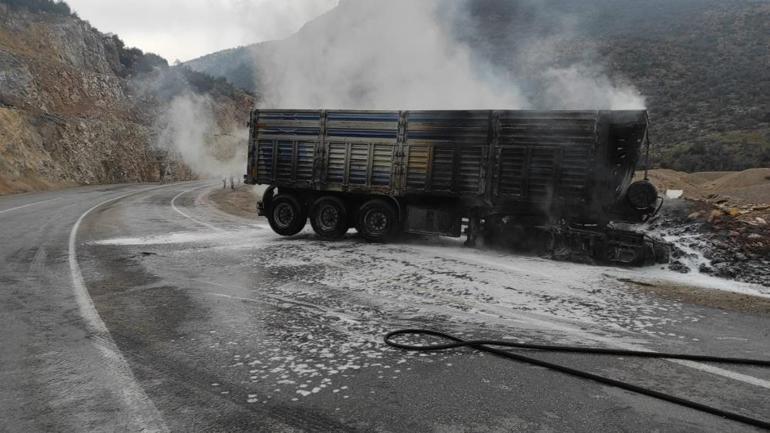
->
385;329;770;430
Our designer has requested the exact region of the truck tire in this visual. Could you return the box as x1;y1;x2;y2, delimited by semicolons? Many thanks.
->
310;196;348;240
357;199;399;242
267;194;307;236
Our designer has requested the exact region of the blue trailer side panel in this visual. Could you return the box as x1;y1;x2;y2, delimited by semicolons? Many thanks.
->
323;111;400;193
246;109;648;222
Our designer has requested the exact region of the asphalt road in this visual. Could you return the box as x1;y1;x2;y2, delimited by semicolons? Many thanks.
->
2;182;769;432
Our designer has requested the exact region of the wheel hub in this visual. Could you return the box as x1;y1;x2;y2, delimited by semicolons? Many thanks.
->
274;203;295;228
365;210;388;233
318;205;340;231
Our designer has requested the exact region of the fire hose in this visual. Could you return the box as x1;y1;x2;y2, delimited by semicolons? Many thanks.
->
385;329;770;430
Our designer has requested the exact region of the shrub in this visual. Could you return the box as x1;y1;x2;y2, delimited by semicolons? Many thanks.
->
1;0;72;16
178;66;239;98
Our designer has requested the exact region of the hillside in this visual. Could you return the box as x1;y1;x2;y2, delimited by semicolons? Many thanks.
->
185;0;770;172
0;0;254;195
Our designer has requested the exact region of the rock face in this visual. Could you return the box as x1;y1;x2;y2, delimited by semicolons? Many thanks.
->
0;3;253;194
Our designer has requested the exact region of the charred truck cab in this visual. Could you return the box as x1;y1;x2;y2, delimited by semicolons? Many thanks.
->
245;110;669;266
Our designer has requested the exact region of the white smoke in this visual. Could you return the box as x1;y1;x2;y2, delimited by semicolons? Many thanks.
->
254;0;645;110
145;0;646;180
154;92;247;179
540;65;645;110
256;0;527;109
125;55;249;180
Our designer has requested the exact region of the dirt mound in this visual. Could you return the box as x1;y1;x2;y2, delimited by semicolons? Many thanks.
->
687;171;732;184
717;183;770;205
707;167;770;189
640;169;708;200
643;168;770;206
702;168;770;204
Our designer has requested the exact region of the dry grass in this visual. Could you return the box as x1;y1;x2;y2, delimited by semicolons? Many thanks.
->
207;185;261;220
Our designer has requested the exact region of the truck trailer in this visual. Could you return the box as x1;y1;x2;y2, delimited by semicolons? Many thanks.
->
245;109;668;265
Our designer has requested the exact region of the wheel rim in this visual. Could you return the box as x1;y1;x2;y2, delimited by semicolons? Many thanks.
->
317;204;340;231
273;202;295;229
364;209;388;235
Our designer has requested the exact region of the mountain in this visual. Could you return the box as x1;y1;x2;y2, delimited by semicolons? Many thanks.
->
0;0;254;195
185;0;770;172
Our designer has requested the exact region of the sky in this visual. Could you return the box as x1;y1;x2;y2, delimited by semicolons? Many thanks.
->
65;0;339;62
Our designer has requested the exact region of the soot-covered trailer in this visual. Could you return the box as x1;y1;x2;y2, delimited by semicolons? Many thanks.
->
245;109;667;265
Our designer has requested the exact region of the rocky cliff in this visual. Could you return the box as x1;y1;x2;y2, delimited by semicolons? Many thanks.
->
0;2;254;195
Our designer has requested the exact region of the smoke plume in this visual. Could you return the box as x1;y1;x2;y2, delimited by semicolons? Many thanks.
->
130;68;248;180
255;0;645;110
154;93;247;179
141;0;647;181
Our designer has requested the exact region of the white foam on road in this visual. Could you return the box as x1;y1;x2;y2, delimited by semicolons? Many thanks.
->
88;185;770;398
225;236;770;392
69;187;170;433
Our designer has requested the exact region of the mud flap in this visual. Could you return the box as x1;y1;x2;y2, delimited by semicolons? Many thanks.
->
257;186;276;217
404;205;462;238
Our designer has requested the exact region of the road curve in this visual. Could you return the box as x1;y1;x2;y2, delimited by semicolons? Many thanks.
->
1;182;769;432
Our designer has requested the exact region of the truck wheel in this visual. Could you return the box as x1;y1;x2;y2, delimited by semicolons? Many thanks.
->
357;199;399;242
267;194;307;236
310;196;348;240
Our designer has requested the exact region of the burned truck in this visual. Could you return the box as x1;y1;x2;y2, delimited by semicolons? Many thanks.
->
245;109;668;265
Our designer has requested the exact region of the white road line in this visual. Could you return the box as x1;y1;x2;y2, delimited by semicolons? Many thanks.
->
610;339;770;391
69;187;170;433
170;186;222;231
0;197;61;214
672;360;770;389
